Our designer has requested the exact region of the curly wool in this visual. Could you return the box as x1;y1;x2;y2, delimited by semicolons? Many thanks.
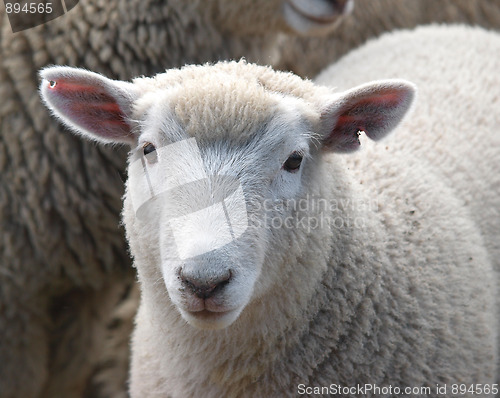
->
317;24;500;368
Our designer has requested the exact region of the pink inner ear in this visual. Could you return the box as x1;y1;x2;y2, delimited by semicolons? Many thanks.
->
357;91;403;107
48;79;131;140
325;88;411;152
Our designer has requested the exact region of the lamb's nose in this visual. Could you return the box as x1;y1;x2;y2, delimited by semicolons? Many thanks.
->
180;270;232;299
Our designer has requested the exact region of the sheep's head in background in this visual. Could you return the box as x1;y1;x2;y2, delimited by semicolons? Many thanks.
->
213;0;355;36
39;61;414;330
283;0;354;35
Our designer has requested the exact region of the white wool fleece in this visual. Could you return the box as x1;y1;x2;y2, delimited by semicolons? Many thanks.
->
39;25;499;398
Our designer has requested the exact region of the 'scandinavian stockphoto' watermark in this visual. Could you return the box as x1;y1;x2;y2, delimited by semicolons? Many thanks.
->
128;137;385;258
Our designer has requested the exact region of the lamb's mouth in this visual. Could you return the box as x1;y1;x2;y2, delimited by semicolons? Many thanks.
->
285;0;353;26
189;309;230;319
182;308;241;329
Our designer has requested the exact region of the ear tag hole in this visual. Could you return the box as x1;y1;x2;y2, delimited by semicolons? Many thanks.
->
49;80;57;88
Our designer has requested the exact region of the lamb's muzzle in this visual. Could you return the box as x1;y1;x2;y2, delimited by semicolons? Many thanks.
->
179;267;232;300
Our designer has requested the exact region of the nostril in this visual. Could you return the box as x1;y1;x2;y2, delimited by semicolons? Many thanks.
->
180;270;232;299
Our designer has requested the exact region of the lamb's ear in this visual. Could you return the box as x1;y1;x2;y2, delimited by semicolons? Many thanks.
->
39;66;139;145
320;80;416;152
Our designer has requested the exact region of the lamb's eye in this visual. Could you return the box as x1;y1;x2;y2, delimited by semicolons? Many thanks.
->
143;143;157;162
283;152;303;173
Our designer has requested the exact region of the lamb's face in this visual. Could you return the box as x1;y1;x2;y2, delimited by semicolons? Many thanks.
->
125;81;317;329
39;62;415;330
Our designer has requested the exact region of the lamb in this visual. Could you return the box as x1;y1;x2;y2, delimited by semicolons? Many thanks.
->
0;1;353;397
39;24;500;397
278;0;500;77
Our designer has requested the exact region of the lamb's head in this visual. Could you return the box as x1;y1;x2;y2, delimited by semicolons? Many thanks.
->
39;61;414;330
